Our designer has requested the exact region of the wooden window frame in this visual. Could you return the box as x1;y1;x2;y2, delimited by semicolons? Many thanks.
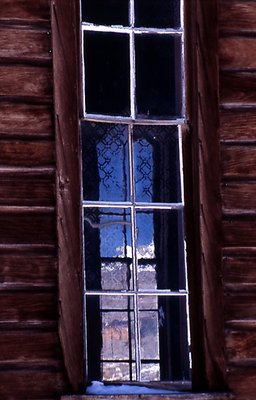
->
52;0;228;396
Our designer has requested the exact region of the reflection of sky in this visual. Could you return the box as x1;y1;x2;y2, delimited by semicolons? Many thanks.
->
134;139;153;202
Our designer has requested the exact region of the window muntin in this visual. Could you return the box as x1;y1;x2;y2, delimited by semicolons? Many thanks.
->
81;0;190;385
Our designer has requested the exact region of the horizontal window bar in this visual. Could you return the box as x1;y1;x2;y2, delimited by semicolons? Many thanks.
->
85;290;188;296
81;113;186;125
82;23;183;35
83;201;184;209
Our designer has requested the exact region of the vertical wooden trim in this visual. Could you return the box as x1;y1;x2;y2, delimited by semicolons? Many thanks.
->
51;0;84;392
185;0;226;390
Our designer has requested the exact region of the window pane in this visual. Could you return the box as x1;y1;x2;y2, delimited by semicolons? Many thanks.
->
135;0;180;28
84;208;132;290
84;32;130;116
136;209;186;290
135;35;182;118
133;125;181;202
82;0;129;26
138;296;190;381
86;295;135;381
82;122;130;202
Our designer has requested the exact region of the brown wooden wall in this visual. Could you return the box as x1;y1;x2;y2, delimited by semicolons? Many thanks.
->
219;0;256;398
0;0;69;398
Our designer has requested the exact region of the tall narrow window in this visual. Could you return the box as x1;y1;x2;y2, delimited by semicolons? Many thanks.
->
81;0;190;384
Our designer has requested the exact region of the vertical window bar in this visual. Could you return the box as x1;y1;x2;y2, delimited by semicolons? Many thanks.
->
180;0;185;117
129;124;141;380
129;32;136;120
82;30;86;116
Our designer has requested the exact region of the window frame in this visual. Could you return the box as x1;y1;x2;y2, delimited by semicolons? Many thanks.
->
52;0;227;395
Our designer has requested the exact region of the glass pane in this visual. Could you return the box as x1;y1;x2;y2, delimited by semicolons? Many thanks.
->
136;209;186;290
82;122;130;202
135;0;180;28
133;125;181;202
138;296;190;381
84;208;132;290
86;295;135;381
82;0;129;26
135;35;182;118
84;32;130;116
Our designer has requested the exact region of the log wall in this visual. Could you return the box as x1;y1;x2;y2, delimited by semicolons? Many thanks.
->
219;0;256;398
0;0;68;398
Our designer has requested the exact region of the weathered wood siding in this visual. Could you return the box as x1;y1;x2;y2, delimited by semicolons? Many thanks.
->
0;0;68;398
220;0;256;398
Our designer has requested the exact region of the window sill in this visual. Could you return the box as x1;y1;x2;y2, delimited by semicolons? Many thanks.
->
62;393;233;400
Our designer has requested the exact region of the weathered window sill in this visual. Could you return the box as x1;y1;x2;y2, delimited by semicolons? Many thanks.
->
62;393;233;400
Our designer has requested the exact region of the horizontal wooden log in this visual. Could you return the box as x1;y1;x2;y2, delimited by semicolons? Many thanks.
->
219;109;256;140
0;369;68;399
223;219;256;247
220;1;256;32
225;294;256;320
220;37;256;70
227;367;256;398
220;71;256;104
0;254;57;285
0;291;57;322
0;212;56;244
223;256;256;290
0;140;55;167
226;330;256;362
0;65;52;98
0;102;53;136
0;28;51;64
0;175;55;206
0;0;51;23
0;331;61;365
221;182;256;211
221;145;256;179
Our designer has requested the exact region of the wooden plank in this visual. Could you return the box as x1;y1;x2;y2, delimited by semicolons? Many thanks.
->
226;330;256;362
224;256;256;290
0;212;56;244
227;367;256;398
0;175;55;206
52;0;84;391
0;0;51;23
219;109;256;140
220;1;256;33
63;394;233;400
0;370;68;399
220;37;256;70
0;331;61;366
0;292;57;322
223;219;256;247
225;294;256;320
0;27;51;64
0;140;54;167
221;145;256;179
0;65;52;98
221;182;256;211
0;102;53;136
0;254;57;285
220;71;256;104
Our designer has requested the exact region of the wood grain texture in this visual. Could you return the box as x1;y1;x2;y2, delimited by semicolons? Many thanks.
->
226;330;256;362
225;294;256;320
0;102;53;136
0;27;52;64
0;369;68;399
223;218;256;247
0;174;55;206
64;394;233;400
0;254;57;285
221;182;256;212
227;367;256;398
220;37;256;70
220;71;256;104
0;331;61;366
0;140;55;167
219;109;256;140
0;212;56;244
223;256;256;291
220;0;256;33
0;0;51;23
52;0;84;391
221;145;256;179
0;291;57;322
0;65;52;98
